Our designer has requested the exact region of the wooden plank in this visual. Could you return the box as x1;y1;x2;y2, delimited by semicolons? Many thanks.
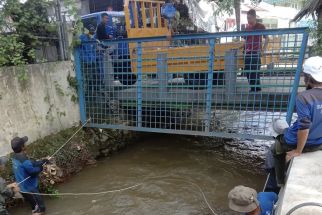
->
130;42;245;73
141;2;147;28
133;2;139;28
149;2;154;28
157;3;162;28
124;0;132;31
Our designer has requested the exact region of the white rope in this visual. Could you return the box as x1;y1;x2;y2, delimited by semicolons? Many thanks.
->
263;173;270;192
48;118;91;160
19;176;218;215
20;183;143;196
17;118;91;186
162;178;218;215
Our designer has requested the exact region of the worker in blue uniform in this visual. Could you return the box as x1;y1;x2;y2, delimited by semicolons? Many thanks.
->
228;185;278;215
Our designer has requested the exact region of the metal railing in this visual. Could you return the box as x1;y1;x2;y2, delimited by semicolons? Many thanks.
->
74;27;309;140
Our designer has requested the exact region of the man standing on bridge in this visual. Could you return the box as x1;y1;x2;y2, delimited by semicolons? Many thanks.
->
96;13;115;87
96;13;113;41
269;56;322;186
244;9;268;92
79;25;99;96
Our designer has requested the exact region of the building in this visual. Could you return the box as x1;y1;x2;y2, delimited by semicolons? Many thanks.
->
78;0;124;16
263;0;305;10
241;1;300;29
88;0;124;12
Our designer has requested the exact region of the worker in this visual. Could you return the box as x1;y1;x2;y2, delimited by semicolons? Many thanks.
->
96;13;113;41
0;156;20;215
11;136;48;215
161;2;177;40
243;9;268;92
79;24;101;94
107;5;113;11
228;185;278;215
268;56;322;186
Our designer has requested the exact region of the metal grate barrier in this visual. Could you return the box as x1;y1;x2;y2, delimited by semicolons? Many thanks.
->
75;28;309;140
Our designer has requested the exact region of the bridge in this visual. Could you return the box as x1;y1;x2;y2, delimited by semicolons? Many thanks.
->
75;28;308;140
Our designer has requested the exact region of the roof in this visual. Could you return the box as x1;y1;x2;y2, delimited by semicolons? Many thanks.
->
259;5;299;20
241;1;299;20
241;1;271;12
292;0;322;22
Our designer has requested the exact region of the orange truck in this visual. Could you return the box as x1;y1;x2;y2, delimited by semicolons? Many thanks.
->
81;0;280;85
123;0;245;85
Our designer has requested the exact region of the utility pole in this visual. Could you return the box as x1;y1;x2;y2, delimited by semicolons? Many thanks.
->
234;0;241;31
55;0;66;60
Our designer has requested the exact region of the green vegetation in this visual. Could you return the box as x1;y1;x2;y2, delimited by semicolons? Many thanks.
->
0;0;55;67
0;0;81;68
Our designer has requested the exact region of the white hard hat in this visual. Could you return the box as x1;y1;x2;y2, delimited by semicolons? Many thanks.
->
303;56;322;82
272;118;289;137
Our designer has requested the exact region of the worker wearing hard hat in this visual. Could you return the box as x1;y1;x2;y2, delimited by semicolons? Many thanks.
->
268;56;322;186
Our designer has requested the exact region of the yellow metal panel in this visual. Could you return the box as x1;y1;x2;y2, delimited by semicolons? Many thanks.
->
262;36;281;65
131;42;245;73
127;28;169;38
127;28;170;69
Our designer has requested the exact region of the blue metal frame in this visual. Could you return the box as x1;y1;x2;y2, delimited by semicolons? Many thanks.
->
286;30;309;125
74;48;87;124
97;27;308;44
205;39;215;132
136;42;143;127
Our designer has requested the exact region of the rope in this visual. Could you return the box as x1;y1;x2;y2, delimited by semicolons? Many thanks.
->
48;118;91;160
263;173;270;192
17;118;91;186
20;183;143;196
19;176;218;215
164;178;218;215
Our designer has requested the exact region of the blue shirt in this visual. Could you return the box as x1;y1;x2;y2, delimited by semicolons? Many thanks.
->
79;33;97;64
106;26;114;38
257;192;278;215
12;154;43;192
284;88;322;146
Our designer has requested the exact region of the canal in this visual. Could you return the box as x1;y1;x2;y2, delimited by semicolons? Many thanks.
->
10;134;266;215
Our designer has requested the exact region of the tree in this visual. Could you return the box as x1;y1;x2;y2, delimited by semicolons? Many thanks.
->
0;0;57;66
292;0;322;55
0;0;79;67
211;0;260;31
234;0;241;31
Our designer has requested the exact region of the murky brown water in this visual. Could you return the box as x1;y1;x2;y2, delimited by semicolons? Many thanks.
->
10;134;265;215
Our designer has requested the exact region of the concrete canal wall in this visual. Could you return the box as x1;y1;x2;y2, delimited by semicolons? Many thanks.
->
0;61;80;156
